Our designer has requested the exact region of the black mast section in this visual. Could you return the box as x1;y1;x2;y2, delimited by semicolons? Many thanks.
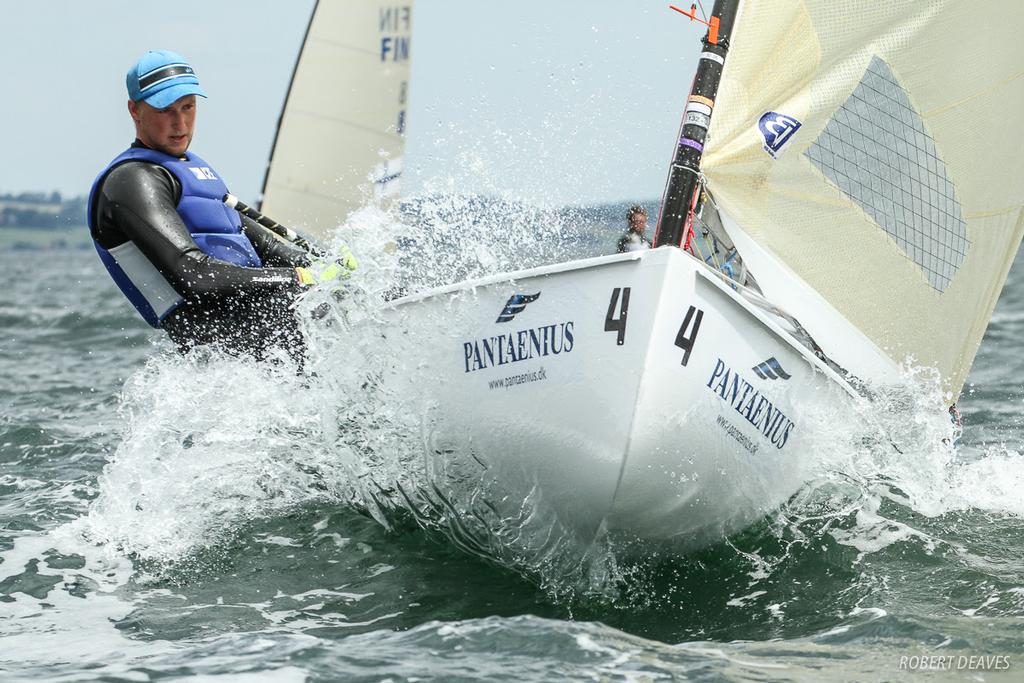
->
653;0;741;249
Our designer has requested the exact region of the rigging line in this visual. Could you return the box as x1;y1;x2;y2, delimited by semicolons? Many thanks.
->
695;219;722;270
689;219;711;264
697;182;723;271
690;185;719;270
701;261;854;385
696;0;708;22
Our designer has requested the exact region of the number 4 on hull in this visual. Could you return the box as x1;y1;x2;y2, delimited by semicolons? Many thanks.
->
675;305;704;366
605;287;631;345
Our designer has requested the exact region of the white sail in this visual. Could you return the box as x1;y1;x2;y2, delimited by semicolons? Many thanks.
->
701;0;1024;398
261;0;412;238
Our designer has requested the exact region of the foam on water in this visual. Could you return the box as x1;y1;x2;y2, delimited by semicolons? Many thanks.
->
76;351;326;568
56;196;613;598
793;365;1024;545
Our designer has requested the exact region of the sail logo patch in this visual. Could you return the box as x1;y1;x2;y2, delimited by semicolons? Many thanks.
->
759;112;802;158
752;357;791;380
378;7;411;62
496;293;540;323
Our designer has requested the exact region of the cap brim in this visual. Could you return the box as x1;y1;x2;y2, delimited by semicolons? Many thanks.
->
143;83;208;110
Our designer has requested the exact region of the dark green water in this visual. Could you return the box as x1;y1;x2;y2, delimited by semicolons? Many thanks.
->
2;213;1023;681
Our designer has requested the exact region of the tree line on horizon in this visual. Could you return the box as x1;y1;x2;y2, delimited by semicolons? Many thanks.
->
0;191;87;229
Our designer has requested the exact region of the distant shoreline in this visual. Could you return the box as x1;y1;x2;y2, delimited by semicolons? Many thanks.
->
0;226;91;250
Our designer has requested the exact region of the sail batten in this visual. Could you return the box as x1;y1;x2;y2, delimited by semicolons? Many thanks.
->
281;111;400;137
702;0;1024;397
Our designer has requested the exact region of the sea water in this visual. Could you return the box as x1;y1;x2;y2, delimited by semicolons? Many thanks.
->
1;199;1022;681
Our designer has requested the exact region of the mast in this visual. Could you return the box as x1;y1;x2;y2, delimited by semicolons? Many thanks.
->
653;0;741;249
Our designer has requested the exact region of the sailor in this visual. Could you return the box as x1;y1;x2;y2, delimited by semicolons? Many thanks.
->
89;50;353;361
616;205;653;253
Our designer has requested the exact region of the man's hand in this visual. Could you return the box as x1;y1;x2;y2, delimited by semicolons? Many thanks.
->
295;244;358;286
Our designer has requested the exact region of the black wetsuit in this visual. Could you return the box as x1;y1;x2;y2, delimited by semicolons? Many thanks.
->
617;231;652;253
91;141;311;359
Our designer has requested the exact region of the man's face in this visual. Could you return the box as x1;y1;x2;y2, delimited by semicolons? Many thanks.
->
128;95;197;157
629;213;648;234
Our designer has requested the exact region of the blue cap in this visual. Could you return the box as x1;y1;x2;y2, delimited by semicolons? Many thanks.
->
126;49;208;109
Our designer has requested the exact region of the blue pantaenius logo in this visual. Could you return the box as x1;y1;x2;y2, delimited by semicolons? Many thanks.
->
752;357;791;380
463;322;574;373
496;292;540;323
707;358;796;449
759;111;802;158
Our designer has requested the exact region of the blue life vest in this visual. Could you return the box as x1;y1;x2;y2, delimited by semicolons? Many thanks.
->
88;148;262;327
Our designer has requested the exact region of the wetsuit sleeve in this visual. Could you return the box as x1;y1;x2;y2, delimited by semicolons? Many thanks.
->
240;215;312;268
95;162;301;298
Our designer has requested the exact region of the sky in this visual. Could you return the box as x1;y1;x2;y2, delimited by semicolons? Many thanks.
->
2;1;704;207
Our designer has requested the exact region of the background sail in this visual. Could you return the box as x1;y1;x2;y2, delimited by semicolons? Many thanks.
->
260;0;412;239
701;0;1024;397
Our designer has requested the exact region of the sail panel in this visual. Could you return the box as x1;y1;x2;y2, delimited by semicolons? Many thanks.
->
702;0;1024;397
261;1;412;237
804;55;969;293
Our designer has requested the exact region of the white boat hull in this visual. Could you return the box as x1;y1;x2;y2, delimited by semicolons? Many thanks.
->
372;247;857;551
